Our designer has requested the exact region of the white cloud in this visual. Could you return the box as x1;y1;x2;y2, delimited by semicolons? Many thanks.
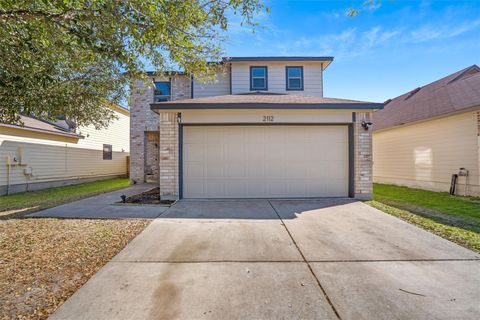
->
409;18;480;42
264;15;479;60
286;26;401;59
225;3;480;60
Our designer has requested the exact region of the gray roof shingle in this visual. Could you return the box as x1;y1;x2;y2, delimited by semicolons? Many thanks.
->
1;116;83;138
151;93;383;110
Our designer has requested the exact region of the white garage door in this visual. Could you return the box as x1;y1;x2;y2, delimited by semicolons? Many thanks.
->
182;125;349;198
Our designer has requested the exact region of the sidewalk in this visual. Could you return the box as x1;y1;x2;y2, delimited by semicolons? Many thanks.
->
28;184;169;219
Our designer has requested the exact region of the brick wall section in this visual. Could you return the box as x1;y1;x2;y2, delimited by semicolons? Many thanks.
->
129;76;190;184
159;112;179;198
145;132;159;182
129;79;158;183
354;112;373;200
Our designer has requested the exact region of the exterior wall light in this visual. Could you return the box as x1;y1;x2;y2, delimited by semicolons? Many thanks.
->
361;121;373;130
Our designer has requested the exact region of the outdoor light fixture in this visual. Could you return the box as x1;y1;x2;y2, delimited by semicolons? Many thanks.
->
361;121;373;130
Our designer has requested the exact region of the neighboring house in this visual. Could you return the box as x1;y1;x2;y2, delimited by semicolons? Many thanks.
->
130;56;383;199
373;65;480;196
0;104;130;195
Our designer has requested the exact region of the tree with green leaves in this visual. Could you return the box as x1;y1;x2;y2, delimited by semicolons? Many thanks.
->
0;0;264;128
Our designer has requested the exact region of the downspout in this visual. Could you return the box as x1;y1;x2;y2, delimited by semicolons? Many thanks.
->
6;159;10;195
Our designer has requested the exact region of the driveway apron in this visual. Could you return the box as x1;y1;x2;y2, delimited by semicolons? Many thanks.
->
50;198;480;320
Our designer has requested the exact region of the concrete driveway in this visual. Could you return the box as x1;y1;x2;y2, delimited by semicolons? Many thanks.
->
51;199;480;320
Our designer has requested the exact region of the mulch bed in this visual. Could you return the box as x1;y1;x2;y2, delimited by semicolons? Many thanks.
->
122;187;175;205
0;218;149;320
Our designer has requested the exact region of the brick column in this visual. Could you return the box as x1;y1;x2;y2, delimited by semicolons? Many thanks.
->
159;112;179;199
129;79;159;183
354;112;373;200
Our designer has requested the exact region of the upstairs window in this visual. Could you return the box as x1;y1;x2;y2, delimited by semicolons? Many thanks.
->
286;67;303;90
250;66;268;91
154;81;171;102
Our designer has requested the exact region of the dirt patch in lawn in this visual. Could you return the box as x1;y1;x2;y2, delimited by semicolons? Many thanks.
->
0;218;149;320
121;187;175;205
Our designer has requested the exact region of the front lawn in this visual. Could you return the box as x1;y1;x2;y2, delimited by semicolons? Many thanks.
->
0;178;130;218
368;183;480;252
0;218;149;320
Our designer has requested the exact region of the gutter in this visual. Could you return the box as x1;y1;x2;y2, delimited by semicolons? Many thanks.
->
150;102;384;111
0;123;84;139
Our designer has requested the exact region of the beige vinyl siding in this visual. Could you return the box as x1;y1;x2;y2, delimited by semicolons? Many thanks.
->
75;110;130;152
231;61;323;96
193;70;230;98
0;110;130;192
373;111;480;196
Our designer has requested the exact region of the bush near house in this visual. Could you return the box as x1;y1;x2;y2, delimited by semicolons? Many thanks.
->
368;183;480;252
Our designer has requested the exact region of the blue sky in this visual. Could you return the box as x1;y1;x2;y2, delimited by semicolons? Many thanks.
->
223;0;480;102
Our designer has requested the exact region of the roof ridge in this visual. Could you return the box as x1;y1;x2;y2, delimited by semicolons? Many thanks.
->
373;65;480;131
446;64;480;85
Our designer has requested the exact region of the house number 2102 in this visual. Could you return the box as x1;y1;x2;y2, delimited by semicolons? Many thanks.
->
262;115;274;122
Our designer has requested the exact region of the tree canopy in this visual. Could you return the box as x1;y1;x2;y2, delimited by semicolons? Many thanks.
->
0;0;263;128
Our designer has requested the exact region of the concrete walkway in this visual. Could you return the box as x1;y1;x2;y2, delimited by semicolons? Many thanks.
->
28;184;169;219
50;199;480;320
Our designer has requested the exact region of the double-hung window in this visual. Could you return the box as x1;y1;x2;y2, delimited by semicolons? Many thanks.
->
250;66;268;91
153;81;171;102
286;66;303;90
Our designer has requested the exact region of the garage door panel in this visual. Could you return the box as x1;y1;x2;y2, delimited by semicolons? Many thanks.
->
225;181;247;196
183;127;202;143
286;182;308;197
266;181;288;197
205;181;226;198
205;127;225;143
284;163;308;179
265;163;286;178
183;125;349;198
246;162;265;177
265;127;287;142
184;144;205;161
245;144;265;161
206;144;224;162
224;163;246;178
224;143;245;161
184;181;204;198
265;143;286;160
185;163;204;178
205;163;224;178
223;127;245;142
246;128;265;143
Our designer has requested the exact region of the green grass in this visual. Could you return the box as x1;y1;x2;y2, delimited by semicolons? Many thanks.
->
0;178;130;217
373;183;480;220
368;183;480;252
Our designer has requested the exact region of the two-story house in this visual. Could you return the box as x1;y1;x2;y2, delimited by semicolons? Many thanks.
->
130;57;383;200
